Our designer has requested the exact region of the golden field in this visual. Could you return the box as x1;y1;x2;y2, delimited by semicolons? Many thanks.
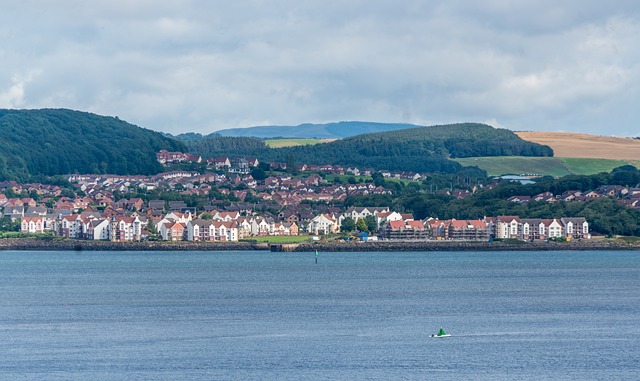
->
516;132;640;161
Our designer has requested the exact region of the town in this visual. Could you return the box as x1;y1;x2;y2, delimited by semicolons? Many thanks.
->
8;149;638;244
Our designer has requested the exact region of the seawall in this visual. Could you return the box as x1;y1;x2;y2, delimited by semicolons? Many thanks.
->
290;240;638;252
1;238;638;252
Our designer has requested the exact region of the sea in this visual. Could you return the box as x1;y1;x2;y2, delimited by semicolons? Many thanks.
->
1;249;639;380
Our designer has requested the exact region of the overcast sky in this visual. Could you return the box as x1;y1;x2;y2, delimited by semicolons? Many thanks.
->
1;1;639;136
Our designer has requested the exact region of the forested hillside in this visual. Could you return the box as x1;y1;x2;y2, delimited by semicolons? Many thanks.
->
185;123;553;174
182;136;270;158
0;109;185;181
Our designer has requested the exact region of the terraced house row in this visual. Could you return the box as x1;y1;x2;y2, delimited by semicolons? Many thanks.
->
383;216;590;241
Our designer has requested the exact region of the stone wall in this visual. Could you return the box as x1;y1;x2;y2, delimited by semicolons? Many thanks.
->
1;238;636;252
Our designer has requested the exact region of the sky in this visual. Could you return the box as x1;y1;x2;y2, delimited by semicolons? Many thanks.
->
1;1;639;136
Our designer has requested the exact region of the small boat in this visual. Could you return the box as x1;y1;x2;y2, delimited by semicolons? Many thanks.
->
431;328;451;338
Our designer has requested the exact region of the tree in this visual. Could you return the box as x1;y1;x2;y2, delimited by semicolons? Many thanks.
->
286;154;298;175
0;217;20;232
372;172;386;187
356;218;368;232
364;215;377;233
258;162;272;171
251;167;267;180
340;217;355;232
60;188;76;198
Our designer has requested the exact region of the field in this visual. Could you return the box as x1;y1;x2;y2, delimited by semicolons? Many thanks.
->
454;132;640;177
265;138;335;148
516;132;640;160
455;157;630;177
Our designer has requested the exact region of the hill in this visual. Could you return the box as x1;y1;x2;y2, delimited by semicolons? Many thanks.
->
185;123;553;175
0;109;186;181
213;121;423;139
515;132;640;160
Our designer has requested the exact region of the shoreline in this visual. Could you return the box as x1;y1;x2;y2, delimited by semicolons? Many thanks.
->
1;238;638;252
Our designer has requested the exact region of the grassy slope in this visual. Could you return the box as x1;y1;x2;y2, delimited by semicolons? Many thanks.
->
265;138;332;148
455;157;634;177
559;158;629;175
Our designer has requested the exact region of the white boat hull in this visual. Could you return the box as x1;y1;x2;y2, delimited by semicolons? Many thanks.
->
430;334;451;338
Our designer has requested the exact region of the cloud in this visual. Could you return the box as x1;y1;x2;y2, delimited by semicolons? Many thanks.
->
1;1;639;135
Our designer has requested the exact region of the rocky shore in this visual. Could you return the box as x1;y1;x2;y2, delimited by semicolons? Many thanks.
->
1;237;638;252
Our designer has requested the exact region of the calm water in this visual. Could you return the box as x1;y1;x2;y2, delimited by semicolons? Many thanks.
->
1;250;639;380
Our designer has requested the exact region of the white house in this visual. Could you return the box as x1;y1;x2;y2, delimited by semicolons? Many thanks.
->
187;219;216;241
308;214;339;235
20;216;45;234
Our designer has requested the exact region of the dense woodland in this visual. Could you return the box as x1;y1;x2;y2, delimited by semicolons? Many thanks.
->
0;109;185;181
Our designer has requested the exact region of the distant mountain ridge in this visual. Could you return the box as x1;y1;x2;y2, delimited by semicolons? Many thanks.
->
213;121;424;139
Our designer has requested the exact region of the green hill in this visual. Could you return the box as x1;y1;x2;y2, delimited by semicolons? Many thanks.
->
0;109;185;181
186;123;553;175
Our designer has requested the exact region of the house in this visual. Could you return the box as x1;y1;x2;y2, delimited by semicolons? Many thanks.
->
214;211;241;222
561;217;590;239
533;192;557;202
160;221;186;241
447;219;490;241
148;200;166;211
187;219;216;241
288;222;299;236
452;189;472;199
156;150;187;164
542;219;564;239
340;206;390;226
209;157;231;170
251;217;271;236
271;222;290;236
109;216;142;242
57;215;83;238
308;214;339;235
375;211;404;228
493;216;521;239
185;153;202;163
212;221;239;241
508;196;531;204
85;219;110;240
21;198;37;208
4;206;24;221
21;216;45;234
168;201;188;211
380;219;430;240
235;218;253;239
